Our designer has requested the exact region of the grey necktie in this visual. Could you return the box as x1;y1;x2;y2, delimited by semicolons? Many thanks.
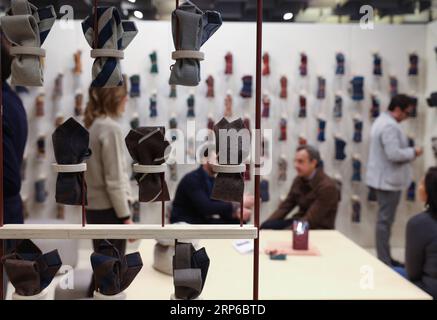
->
1;0;56;86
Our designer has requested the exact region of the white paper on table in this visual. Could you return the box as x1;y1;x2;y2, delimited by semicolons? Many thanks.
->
233;240;254;254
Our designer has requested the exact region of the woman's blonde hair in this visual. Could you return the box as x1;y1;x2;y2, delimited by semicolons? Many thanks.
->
84;85;127;128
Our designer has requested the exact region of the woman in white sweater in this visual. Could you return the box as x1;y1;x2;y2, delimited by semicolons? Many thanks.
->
84;85;133;257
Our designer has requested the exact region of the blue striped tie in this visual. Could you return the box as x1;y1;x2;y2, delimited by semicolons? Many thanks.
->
82;7;138;88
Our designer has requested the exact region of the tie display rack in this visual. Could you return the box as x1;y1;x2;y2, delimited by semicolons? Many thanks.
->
0;0;264;300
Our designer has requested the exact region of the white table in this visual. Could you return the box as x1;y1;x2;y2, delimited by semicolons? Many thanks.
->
125;230;432;300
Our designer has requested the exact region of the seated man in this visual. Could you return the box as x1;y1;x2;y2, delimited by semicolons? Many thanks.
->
261;145;340;230
170;161;254;224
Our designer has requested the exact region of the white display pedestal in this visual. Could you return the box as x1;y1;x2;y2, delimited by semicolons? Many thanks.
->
12;288;49;300
93;291;126;300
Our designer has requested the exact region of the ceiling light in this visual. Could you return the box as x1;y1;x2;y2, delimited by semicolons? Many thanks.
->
134;10;143;19
128;0;136;3
283;12;294;21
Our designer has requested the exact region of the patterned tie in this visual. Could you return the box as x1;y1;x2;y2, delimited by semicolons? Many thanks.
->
1;0;56;86
82;7;138;88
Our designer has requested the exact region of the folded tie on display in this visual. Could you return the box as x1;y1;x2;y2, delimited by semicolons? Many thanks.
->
334;94;343;118
280;76;288;99
352;156;362;182
82;6;138;88
351;197;361;223
278;157;287;182
371;94;380;119
150;93;158;118
350;76;364;101
262;94;270;118
1;0;56;86
427;92;437;107
240;75;253;98
169;163;178;181
367;187;377;202
206;75;215;98
373;53;382;76
129;75;141;98
1;239;62;296
406;181;416;202
389;76;398;97
225;52;233;75
317;118;326;142
35;178;48;203
408;53;419;76
53;74;63;101
169;84;177;98
35;93;45;117
316;76;326;100
207;117;215;131
260;179;270;202
211;118;250;203
173;242;210;300
91;240;143;296
130;115;140;130
335;137;347;161
149;51;159;74
187;94;195;117
299;53;308;77
353;118;363;143
299;95;307;118
262;52;270;76
74;93;84;116
169;0;222;86
335;52;345;75
36;135;46;158
279;118;287;141
125;127;171;203
52;117;92;205
409;96;418;118
73;50;82;75
224;93;233;117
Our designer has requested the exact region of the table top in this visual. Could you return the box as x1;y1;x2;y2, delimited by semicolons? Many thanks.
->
125;230;432;300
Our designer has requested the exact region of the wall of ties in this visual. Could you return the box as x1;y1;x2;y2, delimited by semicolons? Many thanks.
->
17;20;431;248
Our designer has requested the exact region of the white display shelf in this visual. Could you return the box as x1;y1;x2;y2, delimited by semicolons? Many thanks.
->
0;224;258;240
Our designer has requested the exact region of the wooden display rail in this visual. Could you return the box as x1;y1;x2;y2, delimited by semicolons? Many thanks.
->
0;224;258;240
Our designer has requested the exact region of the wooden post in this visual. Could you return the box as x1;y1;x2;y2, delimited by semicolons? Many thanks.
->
253;0;263;301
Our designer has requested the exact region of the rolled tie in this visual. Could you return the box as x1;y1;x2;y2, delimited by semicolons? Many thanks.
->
82;6;138;88
1;0;56;86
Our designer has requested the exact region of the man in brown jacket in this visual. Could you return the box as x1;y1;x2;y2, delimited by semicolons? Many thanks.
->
261;145;340;230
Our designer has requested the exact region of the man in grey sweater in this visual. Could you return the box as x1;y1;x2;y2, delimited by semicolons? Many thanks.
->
366;94;423;267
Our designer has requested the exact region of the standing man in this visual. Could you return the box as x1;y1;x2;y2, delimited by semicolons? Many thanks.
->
366;94;423;267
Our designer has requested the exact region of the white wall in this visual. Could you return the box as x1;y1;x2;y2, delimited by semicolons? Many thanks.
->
18;20;428;248
425;21;437;169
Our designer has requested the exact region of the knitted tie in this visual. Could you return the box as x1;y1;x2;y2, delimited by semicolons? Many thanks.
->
371;95;380;119
299;53;308;76
353;118;363;143
82;6;138;88
262;52;270;76
335;137;347;161
262;94;270;118
169;0;222;86
1;0;56;86
280;76;288;99
336;52;345;75
373;53;382;76
225;52;233;75
334;94;343;118
390;76;398;98
299;95;307;118
317;118;326;142
408;53;419;76
211;118;250;203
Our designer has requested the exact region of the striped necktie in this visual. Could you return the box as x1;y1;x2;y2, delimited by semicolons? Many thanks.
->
0;0;56;87
82;7;138;88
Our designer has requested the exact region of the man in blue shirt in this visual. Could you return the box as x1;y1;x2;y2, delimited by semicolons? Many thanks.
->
171;161;253;224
